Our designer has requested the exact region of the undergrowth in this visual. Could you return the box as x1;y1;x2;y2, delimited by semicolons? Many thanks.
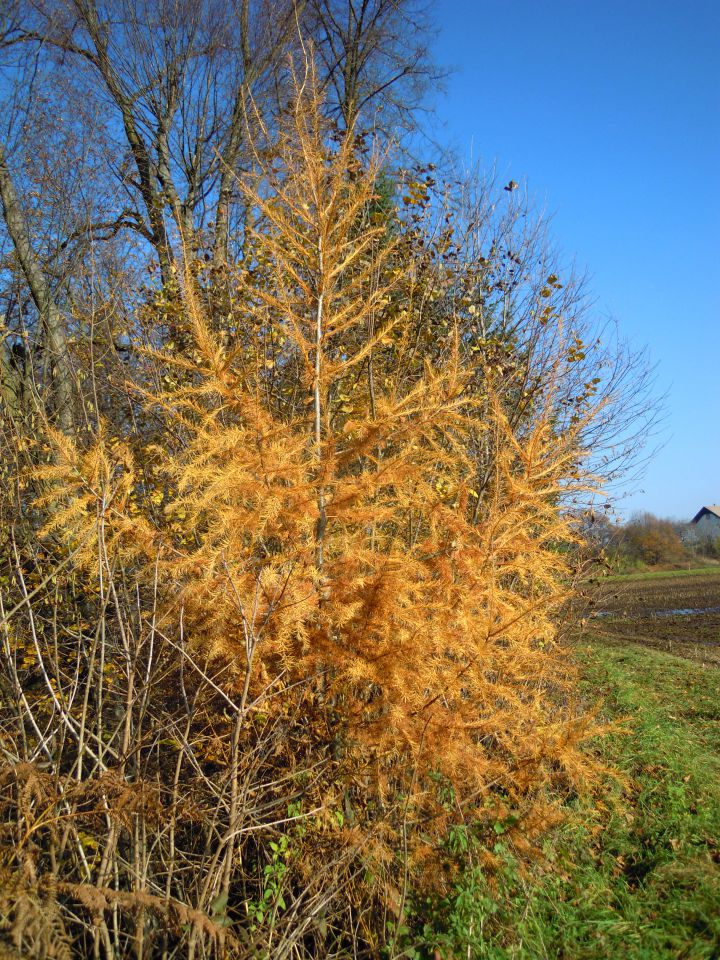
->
405;638;720;959
0;67;609;958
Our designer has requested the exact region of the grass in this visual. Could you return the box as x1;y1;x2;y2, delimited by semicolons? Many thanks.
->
607;565;720;583
408;637;720;959
522;640;720;959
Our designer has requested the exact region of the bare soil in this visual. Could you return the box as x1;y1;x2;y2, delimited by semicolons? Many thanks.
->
592;572;720;666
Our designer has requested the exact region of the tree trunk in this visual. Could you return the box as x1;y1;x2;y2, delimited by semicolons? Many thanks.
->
0;142;73;431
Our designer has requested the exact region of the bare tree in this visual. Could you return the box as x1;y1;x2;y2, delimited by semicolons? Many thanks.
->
24;0;298;276
0;5;76;428
0;0;440;428
0;142;73;429
308;0;440;136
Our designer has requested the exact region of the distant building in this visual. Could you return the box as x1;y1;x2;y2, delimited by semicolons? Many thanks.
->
688;505;720;544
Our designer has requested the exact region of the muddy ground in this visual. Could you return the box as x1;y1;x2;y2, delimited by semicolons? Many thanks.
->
591;571;720;666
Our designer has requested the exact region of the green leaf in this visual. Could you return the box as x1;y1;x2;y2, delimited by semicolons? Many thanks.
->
210;891;228;916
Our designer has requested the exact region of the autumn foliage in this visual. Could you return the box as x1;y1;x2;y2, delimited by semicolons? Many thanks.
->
0;69;609;958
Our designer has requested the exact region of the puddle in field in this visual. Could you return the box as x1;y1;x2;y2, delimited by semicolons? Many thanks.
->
594;606;720;620
654;606;720;617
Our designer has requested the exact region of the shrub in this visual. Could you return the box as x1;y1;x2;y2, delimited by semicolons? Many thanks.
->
620;513;687;567
0;68;608;958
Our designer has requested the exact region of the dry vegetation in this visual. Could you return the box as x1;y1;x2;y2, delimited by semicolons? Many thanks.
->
0;78;610;958
0;6;657;955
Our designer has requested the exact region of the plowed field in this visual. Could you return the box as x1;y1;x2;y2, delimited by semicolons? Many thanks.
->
593;571;720;666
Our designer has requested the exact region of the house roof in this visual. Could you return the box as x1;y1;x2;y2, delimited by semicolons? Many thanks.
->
691;505;720;523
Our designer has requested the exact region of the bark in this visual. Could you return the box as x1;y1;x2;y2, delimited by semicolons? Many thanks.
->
314;238;326;570
0;141;73;431
72;0;175;283
214;0;306;265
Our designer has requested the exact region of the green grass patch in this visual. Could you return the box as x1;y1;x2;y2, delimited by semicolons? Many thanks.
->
607;566;720;583
407;640;720;959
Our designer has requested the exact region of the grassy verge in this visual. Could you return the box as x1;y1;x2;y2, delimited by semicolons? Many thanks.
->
606;566;720;583
408;639;720;959
524;640;720;959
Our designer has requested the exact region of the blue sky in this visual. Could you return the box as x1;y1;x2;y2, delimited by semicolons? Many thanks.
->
431;0;720;520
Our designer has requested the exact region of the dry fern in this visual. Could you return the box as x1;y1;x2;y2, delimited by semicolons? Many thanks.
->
0;871;71;960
